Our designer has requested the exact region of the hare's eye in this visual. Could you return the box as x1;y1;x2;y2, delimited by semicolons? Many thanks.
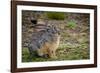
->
47;28;51;32
47;29;49;32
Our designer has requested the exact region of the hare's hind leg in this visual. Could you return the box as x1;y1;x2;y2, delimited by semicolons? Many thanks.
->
28;47;39;61
37;47;49;58
37;49;44;57
28;47;34;61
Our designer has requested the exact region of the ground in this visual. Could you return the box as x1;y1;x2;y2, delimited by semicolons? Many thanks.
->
22;11;90;62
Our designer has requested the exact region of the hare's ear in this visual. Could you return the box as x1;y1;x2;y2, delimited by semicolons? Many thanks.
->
53;25;60;34
46;23;52;27
52;25;56;30
51;24;54;27
53;26;57;33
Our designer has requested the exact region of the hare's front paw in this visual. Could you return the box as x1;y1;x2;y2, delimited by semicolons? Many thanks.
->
50;55;58;59
48;51;58;59
53;56;58;59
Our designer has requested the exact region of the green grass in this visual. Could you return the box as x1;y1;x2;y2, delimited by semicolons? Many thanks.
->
67;20;77;29
22;43;89;62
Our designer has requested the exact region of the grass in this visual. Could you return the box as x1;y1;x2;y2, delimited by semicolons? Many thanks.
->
22;43;89;62
22;11;90;63
67;20;77;29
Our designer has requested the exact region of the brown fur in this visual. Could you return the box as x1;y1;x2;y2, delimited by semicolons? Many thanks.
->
37;34;60;58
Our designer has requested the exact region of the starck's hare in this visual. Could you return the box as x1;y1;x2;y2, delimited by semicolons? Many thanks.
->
28;20;60;59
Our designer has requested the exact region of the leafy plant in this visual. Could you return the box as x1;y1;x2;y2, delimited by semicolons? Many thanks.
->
67;20;76;29
46;12;65;20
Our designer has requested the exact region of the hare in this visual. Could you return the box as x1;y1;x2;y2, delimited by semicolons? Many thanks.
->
28;20;60;59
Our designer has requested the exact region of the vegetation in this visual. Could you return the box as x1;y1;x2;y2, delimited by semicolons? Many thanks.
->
22;43;89;62
46;12;66;20
22;11;90;62
67;20;76;29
